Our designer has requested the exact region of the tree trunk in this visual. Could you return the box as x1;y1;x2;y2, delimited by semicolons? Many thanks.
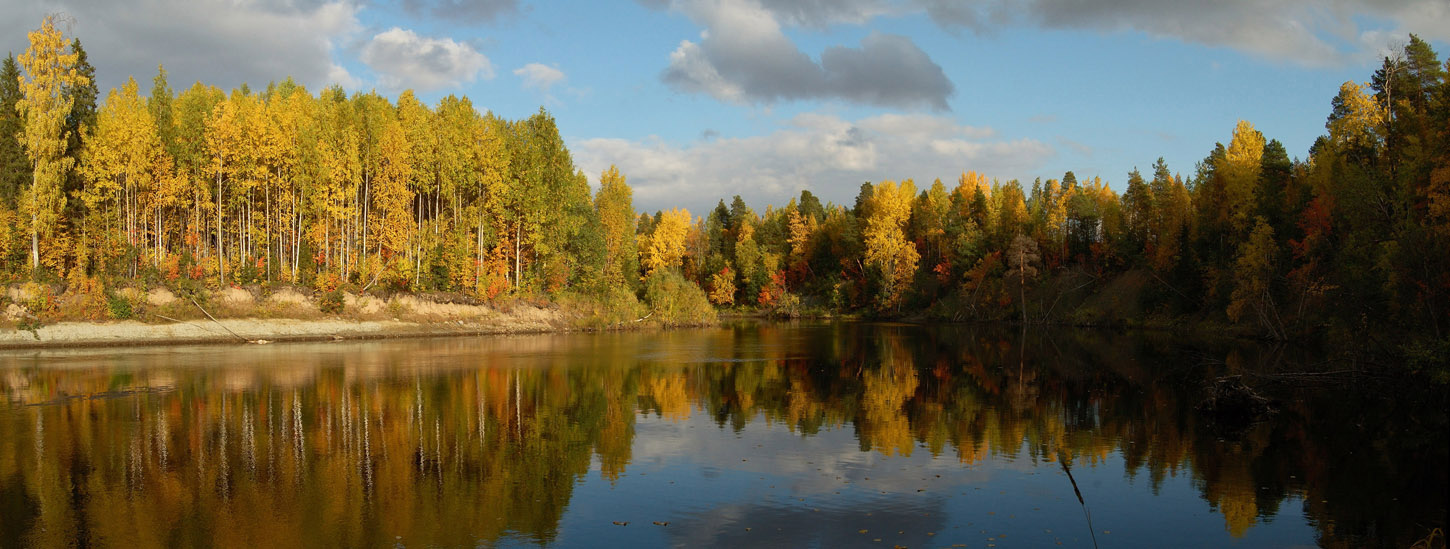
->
29;211;38;270
216;163;225;287
1020;249;1027;326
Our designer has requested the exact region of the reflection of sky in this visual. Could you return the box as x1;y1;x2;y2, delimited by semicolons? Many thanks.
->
551;411;1318;548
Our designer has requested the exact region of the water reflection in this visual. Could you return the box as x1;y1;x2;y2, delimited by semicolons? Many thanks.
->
0;324;1444;547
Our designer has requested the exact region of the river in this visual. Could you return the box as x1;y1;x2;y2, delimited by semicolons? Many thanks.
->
0;322;1444;547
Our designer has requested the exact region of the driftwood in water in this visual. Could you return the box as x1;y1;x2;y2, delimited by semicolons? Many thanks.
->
1197;375;1275;430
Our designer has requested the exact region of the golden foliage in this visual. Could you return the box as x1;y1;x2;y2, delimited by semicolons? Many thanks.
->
16;15;86;268
863;179;919;309
642;208;691;277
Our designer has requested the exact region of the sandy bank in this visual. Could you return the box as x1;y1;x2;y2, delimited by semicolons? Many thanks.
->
0;282;592;350
0;315;570;350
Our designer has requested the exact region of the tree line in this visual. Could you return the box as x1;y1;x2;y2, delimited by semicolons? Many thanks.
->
2;17;1448;353
1;16;606;301
659;36;1449;353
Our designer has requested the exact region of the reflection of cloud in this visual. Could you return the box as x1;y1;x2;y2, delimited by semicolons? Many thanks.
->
628;411;994;497
667;496;947;548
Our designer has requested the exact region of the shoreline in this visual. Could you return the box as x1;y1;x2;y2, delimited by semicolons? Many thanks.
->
0;316;575;351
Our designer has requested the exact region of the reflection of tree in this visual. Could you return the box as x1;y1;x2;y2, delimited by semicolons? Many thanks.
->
0;339;646;546
0;326;1443;547
858;336;918;456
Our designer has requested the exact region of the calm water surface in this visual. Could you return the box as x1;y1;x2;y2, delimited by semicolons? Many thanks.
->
0;322;1444;547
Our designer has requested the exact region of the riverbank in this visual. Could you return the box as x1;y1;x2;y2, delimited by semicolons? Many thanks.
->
0;284;593;350
0;315;576;350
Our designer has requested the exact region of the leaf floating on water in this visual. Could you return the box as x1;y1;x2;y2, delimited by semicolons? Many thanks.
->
611;521;628;526
652;521;669;526
859;529;869;534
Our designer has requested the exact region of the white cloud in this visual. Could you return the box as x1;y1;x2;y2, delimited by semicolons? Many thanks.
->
402;0;519;22
917;0;1450;67
646;0;1450;68
513;62;566;93
0;0;363;93
575;112;1053;213
360;27;493;91
659;0;954;110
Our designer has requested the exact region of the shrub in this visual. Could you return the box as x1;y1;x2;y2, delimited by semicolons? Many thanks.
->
107;291;135;320
643;271;716;327
573;285;649;329
315;272;345;314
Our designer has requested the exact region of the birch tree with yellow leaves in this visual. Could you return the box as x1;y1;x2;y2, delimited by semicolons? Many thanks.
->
862;179;918;310
80;77;166;276
643;208;691;277
16;15;87;270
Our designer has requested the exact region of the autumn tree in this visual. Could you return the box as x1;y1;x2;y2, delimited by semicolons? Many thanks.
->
642;208;691;277
370;115;413;283
80;77;165;276
16;16;87;270
1228;218;1284;339
594;165;638;289
1222;120;1266;236
1006;234;1041;324
862;179;919;311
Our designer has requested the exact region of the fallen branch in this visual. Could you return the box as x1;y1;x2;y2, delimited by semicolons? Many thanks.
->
189;297;248;343
153;314;211;334
1042;271;1099;323
633;311;654;323
1059;455;1100;549
1148;270;1191;301
360;270;382;293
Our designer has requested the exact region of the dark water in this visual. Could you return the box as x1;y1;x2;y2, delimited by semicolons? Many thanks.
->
0;322;1444;548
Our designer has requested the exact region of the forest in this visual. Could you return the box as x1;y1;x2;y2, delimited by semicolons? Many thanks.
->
1;17;1448;368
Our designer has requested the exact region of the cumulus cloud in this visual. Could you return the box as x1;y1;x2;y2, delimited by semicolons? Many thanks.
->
643;0;896;28
753;0;895;27
401;0;519;23
917;0;1450;66
360;27;493;91
574;112;1053;212
514;63;566;93
659;0;954;110
0;0;361;93
646;0;1450;67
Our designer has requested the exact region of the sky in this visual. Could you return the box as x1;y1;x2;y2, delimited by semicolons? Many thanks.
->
2;0;1447;214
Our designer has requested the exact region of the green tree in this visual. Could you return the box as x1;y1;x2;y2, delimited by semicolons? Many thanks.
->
0;54;28;210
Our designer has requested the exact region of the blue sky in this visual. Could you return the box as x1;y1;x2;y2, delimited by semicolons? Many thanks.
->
3;0;1447;213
